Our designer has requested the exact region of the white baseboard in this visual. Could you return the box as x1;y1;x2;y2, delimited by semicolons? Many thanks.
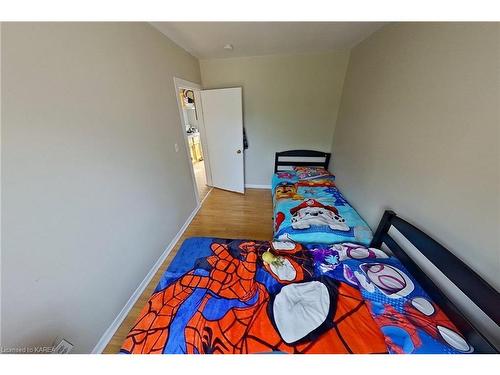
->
199;187;213;205
245;184;271;189
91;200;204;354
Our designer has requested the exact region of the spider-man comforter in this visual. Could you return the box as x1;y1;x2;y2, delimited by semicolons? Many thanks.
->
272;171;372;245
121;238;471;354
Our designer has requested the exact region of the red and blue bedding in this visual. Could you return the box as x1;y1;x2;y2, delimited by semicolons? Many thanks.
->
120;237;471;354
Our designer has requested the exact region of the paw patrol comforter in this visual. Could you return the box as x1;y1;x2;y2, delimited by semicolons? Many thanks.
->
120;237;470;354
272;170;373;245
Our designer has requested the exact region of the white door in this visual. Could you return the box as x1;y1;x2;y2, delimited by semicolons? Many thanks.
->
200;88;244;193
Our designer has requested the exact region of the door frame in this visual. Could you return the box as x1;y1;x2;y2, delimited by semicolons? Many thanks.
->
173;77;213;204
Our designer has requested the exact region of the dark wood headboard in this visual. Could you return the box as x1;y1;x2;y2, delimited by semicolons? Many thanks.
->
274;150;331;173
372;210;499;353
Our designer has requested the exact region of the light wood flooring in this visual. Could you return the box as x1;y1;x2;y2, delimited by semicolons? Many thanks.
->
102;187;273;353
193;161;210;201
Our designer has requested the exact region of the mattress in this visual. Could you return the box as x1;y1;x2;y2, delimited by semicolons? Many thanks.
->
272;170;373;245
120;237;472;354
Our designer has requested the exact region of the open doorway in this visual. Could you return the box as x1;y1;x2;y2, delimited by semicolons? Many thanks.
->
174;78;212;203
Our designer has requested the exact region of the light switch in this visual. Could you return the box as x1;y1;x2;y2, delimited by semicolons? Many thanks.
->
174;143;179;153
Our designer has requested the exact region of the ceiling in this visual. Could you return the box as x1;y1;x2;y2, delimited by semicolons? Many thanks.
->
151;22;386;59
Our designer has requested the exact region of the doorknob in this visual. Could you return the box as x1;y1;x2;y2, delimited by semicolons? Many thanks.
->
236;149;242;154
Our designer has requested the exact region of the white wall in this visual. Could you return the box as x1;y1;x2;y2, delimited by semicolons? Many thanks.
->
331;22;500;290
1;22;201;353
200;51;350;186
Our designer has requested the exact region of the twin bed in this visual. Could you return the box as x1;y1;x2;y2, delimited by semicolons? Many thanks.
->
119;150;499;355
272;150;372;245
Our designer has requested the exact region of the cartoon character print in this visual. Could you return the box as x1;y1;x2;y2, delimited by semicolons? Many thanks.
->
404;297;472;352
333;242;389;261
274;212;285;232
309;247;341;273
121;241;262;354
301;188;317;198
275;182;303;201
294;167;330;180
290;199;349;231
342;250;472;354
276;171;295;180
372;304;423;354
324;187;348;206
121;240;387;354
261;242;313;284
359;263;415;298
371;299;472;354
297;179;336;188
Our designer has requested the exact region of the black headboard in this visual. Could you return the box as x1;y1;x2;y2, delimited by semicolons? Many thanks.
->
274;150;331;173
372;210;499;353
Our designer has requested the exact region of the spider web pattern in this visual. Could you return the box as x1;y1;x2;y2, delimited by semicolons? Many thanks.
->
184;280;387;354
185;283;271;354
120;271;210;354
121;240;388;354
121;241;263;354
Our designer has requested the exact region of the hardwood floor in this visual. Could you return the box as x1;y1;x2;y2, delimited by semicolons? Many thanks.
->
102;187;273;353
193;161;210;201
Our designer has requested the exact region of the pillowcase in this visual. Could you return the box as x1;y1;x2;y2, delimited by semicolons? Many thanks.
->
275;170;297;180
293;166;331;180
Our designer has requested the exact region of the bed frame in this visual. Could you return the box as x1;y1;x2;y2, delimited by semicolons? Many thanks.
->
372;210;499;353
273;150;498;352
274;150;331;173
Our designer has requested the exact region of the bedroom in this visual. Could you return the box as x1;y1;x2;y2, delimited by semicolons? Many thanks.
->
1;1;499;372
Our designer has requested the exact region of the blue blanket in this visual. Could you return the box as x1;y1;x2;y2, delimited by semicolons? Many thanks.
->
272;171;372;245
306;242;474;354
